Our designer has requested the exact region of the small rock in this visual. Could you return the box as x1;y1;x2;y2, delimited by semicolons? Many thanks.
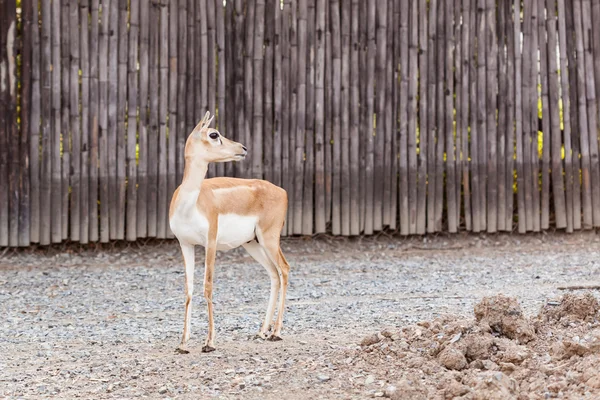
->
361;334;381;347
365;375;375;385
158;387;167;394
374;391;385;397
384;385;397;398
317;374;330;382
438;347;468;371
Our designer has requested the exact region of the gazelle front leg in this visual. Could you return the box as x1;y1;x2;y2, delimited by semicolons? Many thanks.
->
202;232;218;352
178;242;195;353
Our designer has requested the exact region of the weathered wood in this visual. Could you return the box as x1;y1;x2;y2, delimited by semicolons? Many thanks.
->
206;0;216;139
546;0;566;230
287;0;297;235
496;0;507;231
60;0;69;241
459;0;471;231
243;0;255;179
126;0;140;241
505;0;515;231
215;0;226;178
0;1;8;246
426;0;437;233
18;0;32;246
69;0;81;241
475;0;487;232
157;0;169;238
521;0;535;232
176;0;188;185
557;0;574;232
0;0;15;245
273;1;282;188
468;0;480;232
330;0;341;235
416;0;428;234
233;0;245;178
485;0;496;233
357;0;365;232
107;0;119;239
147;0;160;237
28;0;41;244
51;0;63;242
399;0;409;234
137;0;150;238
373;0;386;232
314;0;327;233
79;0;90;244
348;0;360;235
167;0;178;238
408;0;418;233
115;0;128;240
538;0;550;230
565;0;582;230
384;0;394;230
281;0;291;235
574;0;593;228
89;0;99;242
303;0;315;235
581;0;600;226
341;0;351;235
434;0;445;232
445;0;457;233
252;0;265;182
98;0;110;242
530;0;540;232
389;0;399;232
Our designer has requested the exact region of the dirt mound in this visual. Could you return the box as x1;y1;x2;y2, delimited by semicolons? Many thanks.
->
344;293;600;399
540;292;600;323
474;294;536;343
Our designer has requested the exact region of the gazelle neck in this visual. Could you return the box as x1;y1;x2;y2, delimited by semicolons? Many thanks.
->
180;156;209;191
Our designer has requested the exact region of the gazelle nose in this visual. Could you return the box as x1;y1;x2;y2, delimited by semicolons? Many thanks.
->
242;145;248;152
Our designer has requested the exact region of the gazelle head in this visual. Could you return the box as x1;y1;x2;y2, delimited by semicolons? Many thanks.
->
185;111;247;163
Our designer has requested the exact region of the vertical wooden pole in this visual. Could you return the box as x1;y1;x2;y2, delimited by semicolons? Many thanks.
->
89;0;99;242
341;0;351;234
29;0;42;243
137;0;150;238
253;0;265;180
416;0;429;234
79;0;90;244
557;0;574;232
303;0;315;235
315;0;327;233
126;0;140;241
19;0;32;246
157;0;169;238
70;0;81;241
398;0;409;234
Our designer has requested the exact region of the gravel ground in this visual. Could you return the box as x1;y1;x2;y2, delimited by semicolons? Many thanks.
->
1;232;600;399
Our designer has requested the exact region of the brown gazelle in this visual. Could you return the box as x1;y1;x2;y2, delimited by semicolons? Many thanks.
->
169;111;291;353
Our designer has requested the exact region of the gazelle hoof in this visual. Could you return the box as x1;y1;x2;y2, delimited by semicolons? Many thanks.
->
176;346;190;354
267;334;283;342
255;331;268;340
202;345;216;353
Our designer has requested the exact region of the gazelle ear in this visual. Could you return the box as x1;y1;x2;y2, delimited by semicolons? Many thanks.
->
205;115;215;128
191;111;211;133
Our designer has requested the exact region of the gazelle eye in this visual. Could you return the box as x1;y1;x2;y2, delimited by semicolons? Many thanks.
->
209;132;219;140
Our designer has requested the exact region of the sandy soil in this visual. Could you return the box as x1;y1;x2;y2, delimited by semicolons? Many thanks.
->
1;231;600;399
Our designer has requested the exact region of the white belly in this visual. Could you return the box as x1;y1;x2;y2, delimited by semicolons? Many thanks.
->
170;191;257;250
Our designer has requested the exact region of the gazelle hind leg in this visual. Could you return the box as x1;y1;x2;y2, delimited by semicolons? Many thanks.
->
178;243;195;353
260;240;290;341
243;241;280;338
